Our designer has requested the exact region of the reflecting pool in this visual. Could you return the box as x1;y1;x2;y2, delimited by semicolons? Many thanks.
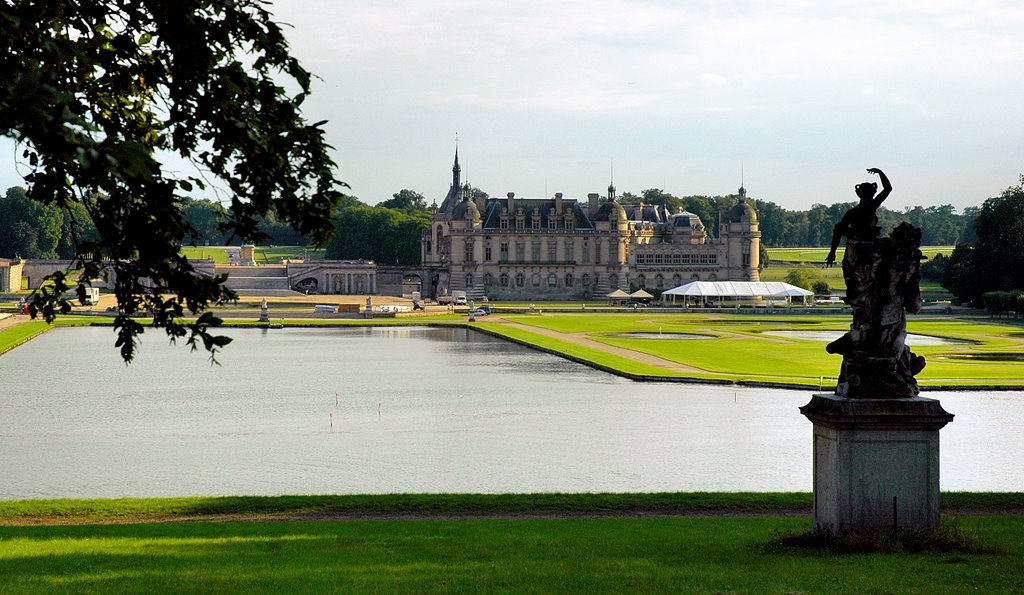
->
0;326;1019;499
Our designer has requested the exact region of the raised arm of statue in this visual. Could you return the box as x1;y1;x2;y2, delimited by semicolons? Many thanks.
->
867;168;892;207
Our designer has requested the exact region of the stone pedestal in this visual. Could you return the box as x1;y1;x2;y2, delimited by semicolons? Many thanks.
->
800;394;954;533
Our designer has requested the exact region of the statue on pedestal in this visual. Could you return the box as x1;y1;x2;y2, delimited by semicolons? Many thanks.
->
824;168;926;398
259;297;270;323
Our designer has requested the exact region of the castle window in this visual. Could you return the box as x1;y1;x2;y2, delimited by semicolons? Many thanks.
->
515;273;525;287
581;273;591;287
484;273;493;287
547;273;557;287
500;273;509;287
464;241;473;261
500;217;508;230
673;274;682;287
582;241;590;264
565;240;574;262
485;245;492;261
564;273;574;287
709;273;718;281
515;242;525;261
548;241;557;263
637;274;647;288
654;254;664;265
532;241;541;262
500;243;509;262
655;274;664;289
608;273;618;288
595;242;601;264
465;273;474;287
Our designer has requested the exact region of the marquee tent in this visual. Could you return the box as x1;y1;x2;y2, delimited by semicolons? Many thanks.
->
661;281;813;307
606;288;630;305
629;289;654;300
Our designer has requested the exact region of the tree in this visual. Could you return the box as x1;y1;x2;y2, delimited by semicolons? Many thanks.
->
180;198;228;246
1;1;344;361
784;264;823;291
944;178;1024;305
378;189;427;214
326;206;429;265
0;186;63;258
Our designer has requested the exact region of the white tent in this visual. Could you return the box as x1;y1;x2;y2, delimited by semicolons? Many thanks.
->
661;281;813;307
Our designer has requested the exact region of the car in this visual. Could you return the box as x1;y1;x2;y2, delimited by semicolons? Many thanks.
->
467;308;489;316
626;300;648;308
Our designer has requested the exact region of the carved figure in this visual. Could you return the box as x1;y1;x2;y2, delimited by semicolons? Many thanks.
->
824;169;926;398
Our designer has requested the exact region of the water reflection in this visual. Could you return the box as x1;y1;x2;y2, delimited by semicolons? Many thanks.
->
0;326;1019;499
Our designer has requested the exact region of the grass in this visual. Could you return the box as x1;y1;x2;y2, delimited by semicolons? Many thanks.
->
763;246;956;295
1;493;1019;525
768;246;955;264
4;312;1022;389
494;313;1024;388
0;504;1022;593
179;245;325;264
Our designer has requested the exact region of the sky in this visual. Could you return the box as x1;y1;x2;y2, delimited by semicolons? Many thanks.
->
3;0;1023;211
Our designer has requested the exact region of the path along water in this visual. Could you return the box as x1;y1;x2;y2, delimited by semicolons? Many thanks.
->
0;326;1019;499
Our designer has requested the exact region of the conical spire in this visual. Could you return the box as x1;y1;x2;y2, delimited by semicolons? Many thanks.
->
452;147;461;190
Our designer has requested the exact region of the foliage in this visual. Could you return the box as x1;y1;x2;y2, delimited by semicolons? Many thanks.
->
326;205;430;265
982;291;1023;316
783;264;823;291
751;198;973;248
944;178;1024;305
377;188;427;214
0;1;344;361
0;186;63;258
811;280;830;295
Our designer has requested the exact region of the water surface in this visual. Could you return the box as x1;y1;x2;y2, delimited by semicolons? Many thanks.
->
0;326;1018;499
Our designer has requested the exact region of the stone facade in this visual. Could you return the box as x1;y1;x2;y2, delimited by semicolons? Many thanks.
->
421;151;761;300
0;258;24;293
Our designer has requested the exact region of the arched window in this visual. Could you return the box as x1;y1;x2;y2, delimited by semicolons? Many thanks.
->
484;273;493;286
672;274;682;287
637;274;647;288
564;273;573;287
548;273;557;287
500;273;509;287
608;273;618;288
581;273;591;287
655;274;664;289
515;273;526;287
465;273;474;287
435;225;443;246
532;273;541;286
691;273;700;280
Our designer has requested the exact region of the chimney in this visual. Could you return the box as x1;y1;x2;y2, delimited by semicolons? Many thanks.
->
507;192;515;214
475;192;487;215
588;193;599;217
554;192;563;216
718;205;727;238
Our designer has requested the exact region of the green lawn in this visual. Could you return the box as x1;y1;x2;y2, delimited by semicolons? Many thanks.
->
768;246;955;264
763;246;956;295
1;513;1021;593
179;245;325;264
492;314;1024;388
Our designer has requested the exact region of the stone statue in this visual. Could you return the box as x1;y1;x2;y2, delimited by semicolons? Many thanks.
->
824;168;926;398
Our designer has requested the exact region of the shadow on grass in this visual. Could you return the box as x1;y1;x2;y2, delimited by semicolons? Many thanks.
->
764;519;997;555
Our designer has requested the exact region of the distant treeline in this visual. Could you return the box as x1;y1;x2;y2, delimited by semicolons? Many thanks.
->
614;188;973;247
